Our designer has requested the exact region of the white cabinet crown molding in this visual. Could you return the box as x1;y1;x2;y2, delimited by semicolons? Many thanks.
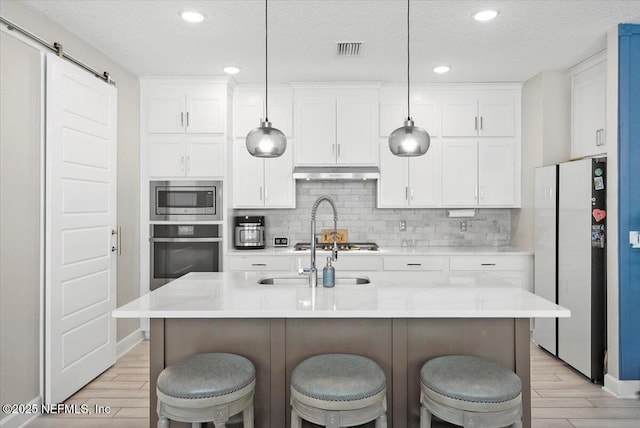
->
568;50;607;76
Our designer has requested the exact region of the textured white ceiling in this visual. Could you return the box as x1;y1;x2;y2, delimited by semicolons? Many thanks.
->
18;0;640;83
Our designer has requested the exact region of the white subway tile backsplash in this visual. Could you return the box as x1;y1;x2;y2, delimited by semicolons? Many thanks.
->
235;181;511;247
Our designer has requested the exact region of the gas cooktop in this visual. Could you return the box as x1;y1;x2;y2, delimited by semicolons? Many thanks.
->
293;242;379;252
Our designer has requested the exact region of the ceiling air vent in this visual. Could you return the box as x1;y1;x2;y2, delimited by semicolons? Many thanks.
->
335;41;364;57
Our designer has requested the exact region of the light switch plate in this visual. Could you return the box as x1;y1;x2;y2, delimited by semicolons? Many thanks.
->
630;231;640;248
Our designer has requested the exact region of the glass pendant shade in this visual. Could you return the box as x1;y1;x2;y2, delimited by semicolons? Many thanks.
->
388;119;430;156
246;120;287;157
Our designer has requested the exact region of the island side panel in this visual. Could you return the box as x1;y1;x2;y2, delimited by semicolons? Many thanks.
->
150;318;165;427
515;318;532;427
285;318;394;428
406;318;529;428
162;318;277;428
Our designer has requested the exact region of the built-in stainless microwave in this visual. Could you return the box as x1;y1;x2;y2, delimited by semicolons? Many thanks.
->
150;180;222;221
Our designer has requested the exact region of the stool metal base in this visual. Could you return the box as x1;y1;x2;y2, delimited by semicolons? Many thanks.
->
157;380;255;428
291;387;387;428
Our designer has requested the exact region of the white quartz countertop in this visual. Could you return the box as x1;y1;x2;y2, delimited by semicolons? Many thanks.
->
113;271;568;319
226;246;533;256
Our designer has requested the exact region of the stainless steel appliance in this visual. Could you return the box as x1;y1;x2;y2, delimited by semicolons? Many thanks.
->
534;158;606;383
234;216;265;249
150;180;222;221
150;224;222;290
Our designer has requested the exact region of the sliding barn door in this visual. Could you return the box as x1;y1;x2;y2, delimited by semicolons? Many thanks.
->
45;53;117;404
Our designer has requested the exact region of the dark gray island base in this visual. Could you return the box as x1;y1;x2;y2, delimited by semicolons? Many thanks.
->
150;318;531;428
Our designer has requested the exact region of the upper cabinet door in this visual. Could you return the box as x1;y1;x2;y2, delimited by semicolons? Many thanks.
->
295;95;336;165
572;60;606;158
185;94;223;133
186;137;224;177
442;93;478;137
478;140;516;206
234;88;293;138
378;141;409;207
478;90;516;137
336;96;378;165
264;144;295;208
441;140;478;206
409;140;441;207
147;137;186;177
147;92;185;133
233;139;266;208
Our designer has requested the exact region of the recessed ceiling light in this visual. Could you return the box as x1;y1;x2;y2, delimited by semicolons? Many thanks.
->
223;66;240;75
433;66;451;74
473;10;499;22
180;10;206;23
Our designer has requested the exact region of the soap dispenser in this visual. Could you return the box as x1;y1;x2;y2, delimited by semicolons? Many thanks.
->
322;257;335;288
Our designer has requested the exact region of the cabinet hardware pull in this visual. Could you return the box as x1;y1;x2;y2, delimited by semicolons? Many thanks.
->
475;117;478;130
481;263;496;266
180;155;185;171
260;186;263;200
332;144;336;155
410;187;414;200
186;155;190;171
186;111;190;127
338;144;341;157
474;186;478;200
407;263;422;266
181;112;184;126
480;116;483;130
252;263;267;267
405;186;408;200
479;185;484;201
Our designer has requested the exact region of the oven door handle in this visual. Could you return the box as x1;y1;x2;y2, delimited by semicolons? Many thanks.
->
149;237;223;243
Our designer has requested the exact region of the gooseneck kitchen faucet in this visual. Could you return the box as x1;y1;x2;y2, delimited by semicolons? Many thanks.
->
306;196;339;287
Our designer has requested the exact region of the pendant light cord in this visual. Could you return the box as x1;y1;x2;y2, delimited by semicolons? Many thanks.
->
407;0;411;121
265;0;269;122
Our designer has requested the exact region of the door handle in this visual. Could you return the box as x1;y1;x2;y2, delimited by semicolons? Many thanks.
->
111;228;120;255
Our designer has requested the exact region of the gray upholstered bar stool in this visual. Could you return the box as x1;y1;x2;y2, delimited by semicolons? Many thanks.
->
420;355;522;428
290;353;387;428
156;353;255;428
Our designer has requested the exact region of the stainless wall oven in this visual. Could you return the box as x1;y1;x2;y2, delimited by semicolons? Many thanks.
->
150;224;222;290
150;180;222;221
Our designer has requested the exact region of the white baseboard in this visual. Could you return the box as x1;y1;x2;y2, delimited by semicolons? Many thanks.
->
0;396;41;428
603;374;640;398
116;328;145;359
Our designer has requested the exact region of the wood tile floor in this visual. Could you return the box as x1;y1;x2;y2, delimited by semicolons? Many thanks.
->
25;340;640;427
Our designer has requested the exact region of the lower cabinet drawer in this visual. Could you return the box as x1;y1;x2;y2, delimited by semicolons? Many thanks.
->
383;256;449;271
294;256;382;271
449;255;528;271
227;256;293;271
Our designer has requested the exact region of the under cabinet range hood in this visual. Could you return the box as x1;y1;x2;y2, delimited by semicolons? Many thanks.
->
292;166;380;180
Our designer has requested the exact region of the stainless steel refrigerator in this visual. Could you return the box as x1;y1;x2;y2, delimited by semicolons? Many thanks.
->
534;157;606;383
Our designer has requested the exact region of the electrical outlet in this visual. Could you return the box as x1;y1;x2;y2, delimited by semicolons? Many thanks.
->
460;221;467;232
400;220;407;232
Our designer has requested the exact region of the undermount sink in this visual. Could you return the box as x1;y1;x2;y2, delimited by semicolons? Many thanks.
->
257;276;371;285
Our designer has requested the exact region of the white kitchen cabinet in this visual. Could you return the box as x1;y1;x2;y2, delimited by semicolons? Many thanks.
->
449;255;532;291
571;57;606;159
234;86;293;138
441;140;517;207
442;90;516;137
232;139;295;208
295;255;382;272
147;135;224;178
383;256;449;271
378;140;442;208
294;87;378;165
146;84;224;134
227;255;294;271
379;87;440;137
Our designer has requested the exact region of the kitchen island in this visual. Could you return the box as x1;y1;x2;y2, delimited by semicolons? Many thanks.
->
113;271;569;428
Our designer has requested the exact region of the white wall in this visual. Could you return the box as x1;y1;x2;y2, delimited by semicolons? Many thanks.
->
0;31;43;423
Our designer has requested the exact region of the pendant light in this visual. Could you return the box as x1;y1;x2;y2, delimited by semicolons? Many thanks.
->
246;0;287;157
388;0;430;157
